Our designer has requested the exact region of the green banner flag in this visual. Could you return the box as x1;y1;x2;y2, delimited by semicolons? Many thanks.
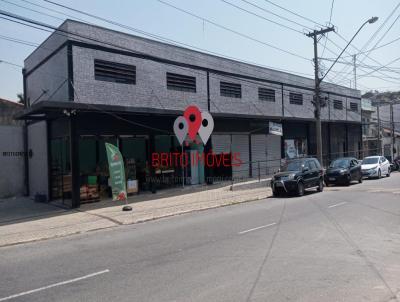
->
105;143;127;201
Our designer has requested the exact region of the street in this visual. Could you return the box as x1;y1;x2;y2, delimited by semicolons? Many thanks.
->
1;173;399;302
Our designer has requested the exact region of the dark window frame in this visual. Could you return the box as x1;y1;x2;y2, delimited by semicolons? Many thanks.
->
94;59;136;85
349;102;359;112
289;92;303;105
220;81;242;98
258;88;275;102
166;72;197;93
333;99;343;110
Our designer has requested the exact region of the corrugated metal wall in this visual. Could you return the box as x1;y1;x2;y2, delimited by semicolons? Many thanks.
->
232;134;249;178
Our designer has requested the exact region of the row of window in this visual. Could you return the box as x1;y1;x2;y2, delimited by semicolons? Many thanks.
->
333;99;358;112
93;59;358;111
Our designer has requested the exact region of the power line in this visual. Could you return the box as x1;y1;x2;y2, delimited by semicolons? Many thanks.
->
259;0;400;83
320;0;335;58
0;59;23;67
0;8;361;104
0;0;63;21
331;3;400;83
358;56;400;80
332;35;400;59
220;0;305;34
237;0;311;30
0;33;39;47
0;10;322;93
262;0;325;27
156;0;310;61
18;0;316;79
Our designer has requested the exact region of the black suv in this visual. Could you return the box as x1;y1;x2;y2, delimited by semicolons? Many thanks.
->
324;157;362;186
271;157;324;197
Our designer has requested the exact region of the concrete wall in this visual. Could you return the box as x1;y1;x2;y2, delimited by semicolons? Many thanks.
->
0;126;24;198
26;46;69;105
0;100;24;126
28;121;48;198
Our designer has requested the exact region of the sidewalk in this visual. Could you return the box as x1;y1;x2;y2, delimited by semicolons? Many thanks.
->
0;179;272;247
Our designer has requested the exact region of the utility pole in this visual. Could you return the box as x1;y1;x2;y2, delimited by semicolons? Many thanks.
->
376;105;381;155
390;103;394;160
352;54;357;89
307;17;378;164
307;26;335;164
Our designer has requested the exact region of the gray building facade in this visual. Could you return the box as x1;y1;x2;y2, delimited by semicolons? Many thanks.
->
19;20;362;207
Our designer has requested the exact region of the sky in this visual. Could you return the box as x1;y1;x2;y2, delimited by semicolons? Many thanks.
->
0;0;399;102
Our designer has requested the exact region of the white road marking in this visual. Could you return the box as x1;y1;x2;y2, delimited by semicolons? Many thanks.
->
328;202;347;208
238;222;277;235
0;269;110;301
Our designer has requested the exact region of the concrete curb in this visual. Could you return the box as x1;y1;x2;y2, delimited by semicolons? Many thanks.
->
0;190;271;248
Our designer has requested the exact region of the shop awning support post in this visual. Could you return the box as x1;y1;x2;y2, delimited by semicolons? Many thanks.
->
182;144;184;188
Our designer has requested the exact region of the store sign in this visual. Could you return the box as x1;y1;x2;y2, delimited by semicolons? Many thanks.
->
105;143;127;201
269;122;283;136
284;139;307;159
173;105;214;145
151;105;242;169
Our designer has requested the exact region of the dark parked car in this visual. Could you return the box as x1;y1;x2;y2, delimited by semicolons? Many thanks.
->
271;157;324;197
324;157;362;186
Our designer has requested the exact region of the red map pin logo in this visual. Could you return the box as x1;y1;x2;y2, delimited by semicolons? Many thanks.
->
184;105;201;141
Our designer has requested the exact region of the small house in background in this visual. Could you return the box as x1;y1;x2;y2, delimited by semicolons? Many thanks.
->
0;98;23;126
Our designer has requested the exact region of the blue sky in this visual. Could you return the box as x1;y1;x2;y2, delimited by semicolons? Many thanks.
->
0;0;399;101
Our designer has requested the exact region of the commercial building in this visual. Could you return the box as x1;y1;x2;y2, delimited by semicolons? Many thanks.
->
17;20;362;207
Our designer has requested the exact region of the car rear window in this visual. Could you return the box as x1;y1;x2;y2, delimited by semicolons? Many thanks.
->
362;157;379;164
330;159;350;168
282;160;304;172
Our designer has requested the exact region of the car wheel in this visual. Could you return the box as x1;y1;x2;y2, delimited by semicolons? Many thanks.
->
378;169;381;179
387;168;390;177
272;189;280;197
317;178;324;192
345;174;351;186
297;182;305;196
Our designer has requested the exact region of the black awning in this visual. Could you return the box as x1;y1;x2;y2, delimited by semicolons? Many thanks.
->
14;100;183;120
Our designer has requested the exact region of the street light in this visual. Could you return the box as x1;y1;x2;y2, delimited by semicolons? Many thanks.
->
320;17;379;83
310;17;378;165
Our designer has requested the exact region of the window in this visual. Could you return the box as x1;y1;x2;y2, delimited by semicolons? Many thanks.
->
166;72;196;92
94;59;136;84
220;81;241;98
308;160;317;170
350;102;358;112
258;88;275;102
289;92;303;105
313;159;321;169
333;100;343;110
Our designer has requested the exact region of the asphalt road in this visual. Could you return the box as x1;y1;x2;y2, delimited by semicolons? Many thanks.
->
1;173;400;302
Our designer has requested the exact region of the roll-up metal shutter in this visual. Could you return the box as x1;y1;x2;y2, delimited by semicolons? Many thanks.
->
251;134;267;178
266;134;281;175
232;134;249;178
330;124;346;159
211;134;231;154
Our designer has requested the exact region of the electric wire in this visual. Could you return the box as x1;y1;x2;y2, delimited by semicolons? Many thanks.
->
3;0;320;80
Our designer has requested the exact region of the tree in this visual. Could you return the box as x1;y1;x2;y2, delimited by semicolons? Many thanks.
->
17;93;24;104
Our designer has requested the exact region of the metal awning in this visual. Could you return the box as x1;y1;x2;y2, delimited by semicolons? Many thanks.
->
15;100;363;124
